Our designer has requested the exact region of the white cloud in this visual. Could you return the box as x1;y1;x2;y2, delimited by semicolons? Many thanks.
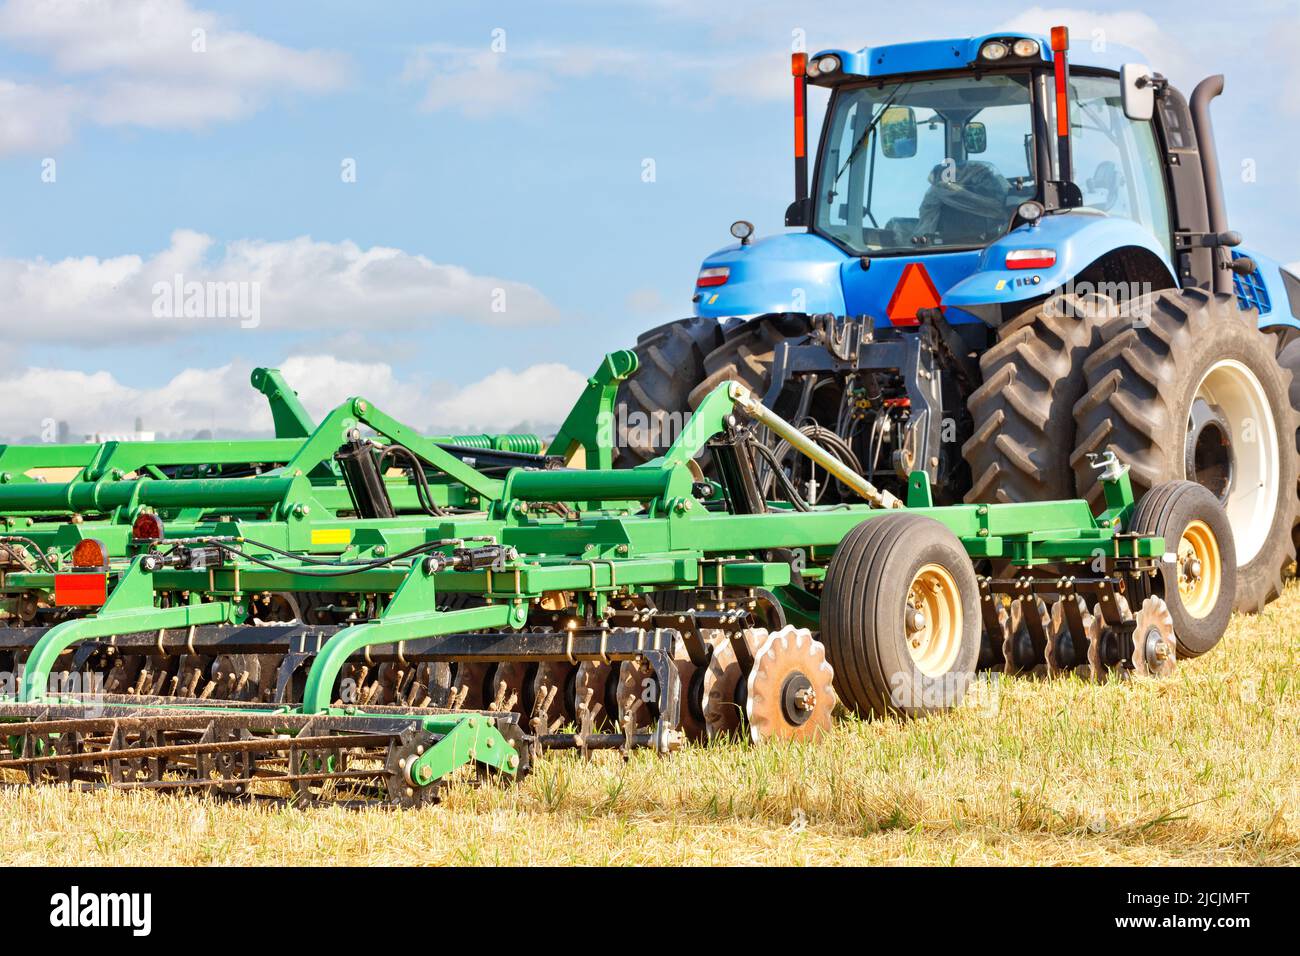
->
0;79;79;151
0;229;561;343
0;361;259;439
402;44;651;118
405;50;554;118
401;41;800;115
0;355;586;440
707;50;792;103
0;0;347;152
1001;8;1193;84
425;363;587;432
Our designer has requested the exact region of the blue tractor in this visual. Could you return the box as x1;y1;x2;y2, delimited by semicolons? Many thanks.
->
618;26;1300;615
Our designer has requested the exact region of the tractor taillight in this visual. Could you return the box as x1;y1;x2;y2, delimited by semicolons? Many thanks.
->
697;267;730;287
1006;249;1057;270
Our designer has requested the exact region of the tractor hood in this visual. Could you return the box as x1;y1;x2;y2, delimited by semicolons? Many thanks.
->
693;232;848;318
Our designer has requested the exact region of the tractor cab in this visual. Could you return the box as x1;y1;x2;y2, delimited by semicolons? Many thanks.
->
690;29;1289;331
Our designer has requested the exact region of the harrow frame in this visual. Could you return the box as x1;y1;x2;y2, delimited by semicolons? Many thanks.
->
0;350;1206;806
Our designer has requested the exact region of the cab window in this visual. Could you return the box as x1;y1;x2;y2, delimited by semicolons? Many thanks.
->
1058;73;1174;258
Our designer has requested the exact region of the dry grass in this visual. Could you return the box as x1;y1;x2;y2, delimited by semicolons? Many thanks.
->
2;583;1297;866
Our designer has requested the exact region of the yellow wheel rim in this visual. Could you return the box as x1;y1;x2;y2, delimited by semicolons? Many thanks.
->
905;564;962;677
1177;519;1221;619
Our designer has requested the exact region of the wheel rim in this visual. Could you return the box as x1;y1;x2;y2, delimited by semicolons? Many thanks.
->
1186;360;1278;564
1177;519;1221;619
905;564;962;677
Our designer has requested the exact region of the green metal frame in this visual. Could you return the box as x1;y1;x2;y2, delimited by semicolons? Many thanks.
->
0;351;1156;715
0;351;1166;799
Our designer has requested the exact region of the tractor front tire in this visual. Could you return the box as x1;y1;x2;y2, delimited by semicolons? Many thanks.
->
614;317;722;465
821;513;980;718
1073;289;1299;613
963;292;1120;504
1128;481;1236;658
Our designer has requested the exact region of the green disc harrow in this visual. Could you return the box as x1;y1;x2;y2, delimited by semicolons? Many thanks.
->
0;351;1235;806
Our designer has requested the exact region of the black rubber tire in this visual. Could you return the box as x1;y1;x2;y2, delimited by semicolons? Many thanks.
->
1128;481;1236;658
614;317;722;465
685;318;784;409
820;513;980;718
648;589;697;614
1072;288;1299;613
1275;332;1300;560
962;292;1119;504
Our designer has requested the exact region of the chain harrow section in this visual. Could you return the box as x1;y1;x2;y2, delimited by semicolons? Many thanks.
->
0;698;527;807
0;618;849;803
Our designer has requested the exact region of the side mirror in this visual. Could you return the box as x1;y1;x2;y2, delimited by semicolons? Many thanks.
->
880;106;918;159
964;122;987;154
1121;63;1154;121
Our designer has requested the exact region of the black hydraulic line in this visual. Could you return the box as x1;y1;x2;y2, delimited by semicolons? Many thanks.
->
0;536;58;573
207;539;450;578
753;440;812;512
377;443;449;517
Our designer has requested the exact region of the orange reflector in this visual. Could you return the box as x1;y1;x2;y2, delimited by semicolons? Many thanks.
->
1051;26;1071;138
791;52;807;76
794;80;807;158
132;512;165;541
71;538;108;569
886;263;942;326
55;572;108;607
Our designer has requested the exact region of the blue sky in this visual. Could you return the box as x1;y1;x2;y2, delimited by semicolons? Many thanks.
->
1;0;1297;439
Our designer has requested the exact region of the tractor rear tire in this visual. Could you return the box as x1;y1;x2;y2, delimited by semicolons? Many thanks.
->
1072;288;1299;613
1128;481;1236;658
962;292;1120;504
1275;332;1300;560
685;318;785;409
614;317;722;465
821;513;980;718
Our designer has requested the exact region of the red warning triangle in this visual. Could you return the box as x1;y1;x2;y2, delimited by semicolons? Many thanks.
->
885;262;942;327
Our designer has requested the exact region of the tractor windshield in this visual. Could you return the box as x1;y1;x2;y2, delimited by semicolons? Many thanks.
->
813;73;1037;256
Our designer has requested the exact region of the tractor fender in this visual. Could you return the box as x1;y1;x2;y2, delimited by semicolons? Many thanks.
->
943;213;1177;321
693;232;848;319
